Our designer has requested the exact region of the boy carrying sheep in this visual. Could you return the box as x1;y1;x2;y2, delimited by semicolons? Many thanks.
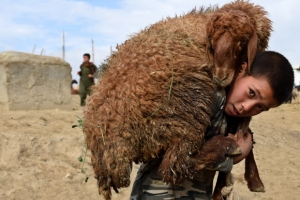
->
130;51;294;200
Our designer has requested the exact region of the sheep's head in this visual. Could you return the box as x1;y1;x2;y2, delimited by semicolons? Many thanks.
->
219;0;272;53
206;11;258;87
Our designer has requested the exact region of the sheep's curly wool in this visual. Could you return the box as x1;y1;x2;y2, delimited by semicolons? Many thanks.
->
83;1;272;199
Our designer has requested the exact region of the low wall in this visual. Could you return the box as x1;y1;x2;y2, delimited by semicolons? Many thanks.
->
0;51;72;111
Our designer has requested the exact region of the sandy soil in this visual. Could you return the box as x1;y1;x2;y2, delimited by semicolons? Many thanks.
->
0;96;299;200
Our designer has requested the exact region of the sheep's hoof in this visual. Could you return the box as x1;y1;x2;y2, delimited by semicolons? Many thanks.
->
195;164;206;171
98;186;112;200
98;177;113;200
245;176;265;192
112;185;119;193
227;147;242;156
248;183;265;192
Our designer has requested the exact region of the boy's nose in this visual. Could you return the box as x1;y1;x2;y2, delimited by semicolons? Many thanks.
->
241;101;254;112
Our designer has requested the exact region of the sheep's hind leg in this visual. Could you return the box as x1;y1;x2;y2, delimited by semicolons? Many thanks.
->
96;171;123;200
90;148;122;200
90;155;113;200
98;140;133;199
159;142;195;184
244;149;265;192
97;176;112;200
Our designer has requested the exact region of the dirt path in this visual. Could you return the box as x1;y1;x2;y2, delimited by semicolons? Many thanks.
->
0;96;299;200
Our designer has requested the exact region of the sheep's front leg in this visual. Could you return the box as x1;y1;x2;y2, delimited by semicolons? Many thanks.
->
244;149;265;192
159;135;241;185
212;171;227;200
198;135;242;200
212;149;265;200
193;135;241;171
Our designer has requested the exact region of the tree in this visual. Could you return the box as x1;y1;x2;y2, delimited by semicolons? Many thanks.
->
96;58;109;78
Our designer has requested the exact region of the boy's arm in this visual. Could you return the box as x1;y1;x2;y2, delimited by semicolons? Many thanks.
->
228;130;253;164
78;65;82;76
92;64;98;78
93;64;97;74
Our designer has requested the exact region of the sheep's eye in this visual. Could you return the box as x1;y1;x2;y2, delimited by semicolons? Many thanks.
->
210;45;214;54
249;89;255;97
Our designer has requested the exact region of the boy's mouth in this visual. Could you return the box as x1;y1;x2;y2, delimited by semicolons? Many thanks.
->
232;105;240;116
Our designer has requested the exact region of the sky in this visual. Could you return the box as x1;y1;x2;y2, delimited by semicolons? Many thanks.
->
1;0;300;83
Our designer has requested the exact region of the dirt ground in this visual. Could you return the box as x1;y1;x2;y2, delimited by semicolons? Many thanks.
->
0;96;299;200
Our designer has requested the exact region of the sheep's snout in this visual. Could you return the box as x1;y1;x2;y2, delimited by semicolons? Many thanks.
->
213;71;234;87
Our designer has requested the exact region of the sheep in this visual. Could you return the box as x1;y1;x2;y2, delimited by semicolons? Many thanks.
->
285;88;298;103
83;1;271;199
292;88;298;98
71;79;79;95
285;93;293;103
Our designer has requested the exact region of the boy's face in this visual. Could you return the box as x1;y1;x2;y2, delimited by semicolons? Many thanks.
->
225;63;278;117
83;56;90;62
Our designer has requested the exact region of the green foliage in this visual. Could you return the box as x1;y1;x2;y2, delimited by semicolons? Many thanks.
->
96;57;111;78
72;117;89;182
78;156;83;162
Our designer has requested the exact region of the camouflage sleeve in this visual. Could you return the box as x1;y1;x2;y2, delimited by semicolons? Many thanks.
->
130;161;211;200
205;88;227;140
204;88;234;173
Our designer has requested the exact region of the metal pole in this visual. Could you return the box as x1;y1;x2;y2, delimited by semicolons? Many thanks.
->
110;45;112;56
63;30;65;60
40;48;44;55
92;39;94;63
32;44;36;54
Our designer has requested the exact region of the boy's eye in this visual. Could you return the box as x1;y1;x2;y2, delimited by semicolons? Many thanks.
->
249;89;255;97
258;105;264;112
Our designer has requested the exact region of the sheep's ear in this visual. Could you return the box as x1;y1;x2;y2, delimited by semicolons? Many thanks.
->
205;14;219;64
205;37;213;63
247;31;258;75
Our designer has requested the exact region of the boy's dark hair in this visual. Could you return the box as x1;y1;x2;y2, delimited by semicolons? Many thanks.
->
83;53;91;59
250;51;294;105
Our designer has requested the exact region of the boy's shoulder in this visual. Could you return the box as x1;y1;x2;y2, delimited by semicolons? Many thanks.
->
212;88;226;113
206;88;227;139
89;62;97;68
81;62;97;68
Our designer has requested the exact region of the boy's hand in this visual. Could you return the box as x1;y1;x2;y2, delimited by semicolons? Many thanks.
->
227;130;253;164
88;74;93;78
